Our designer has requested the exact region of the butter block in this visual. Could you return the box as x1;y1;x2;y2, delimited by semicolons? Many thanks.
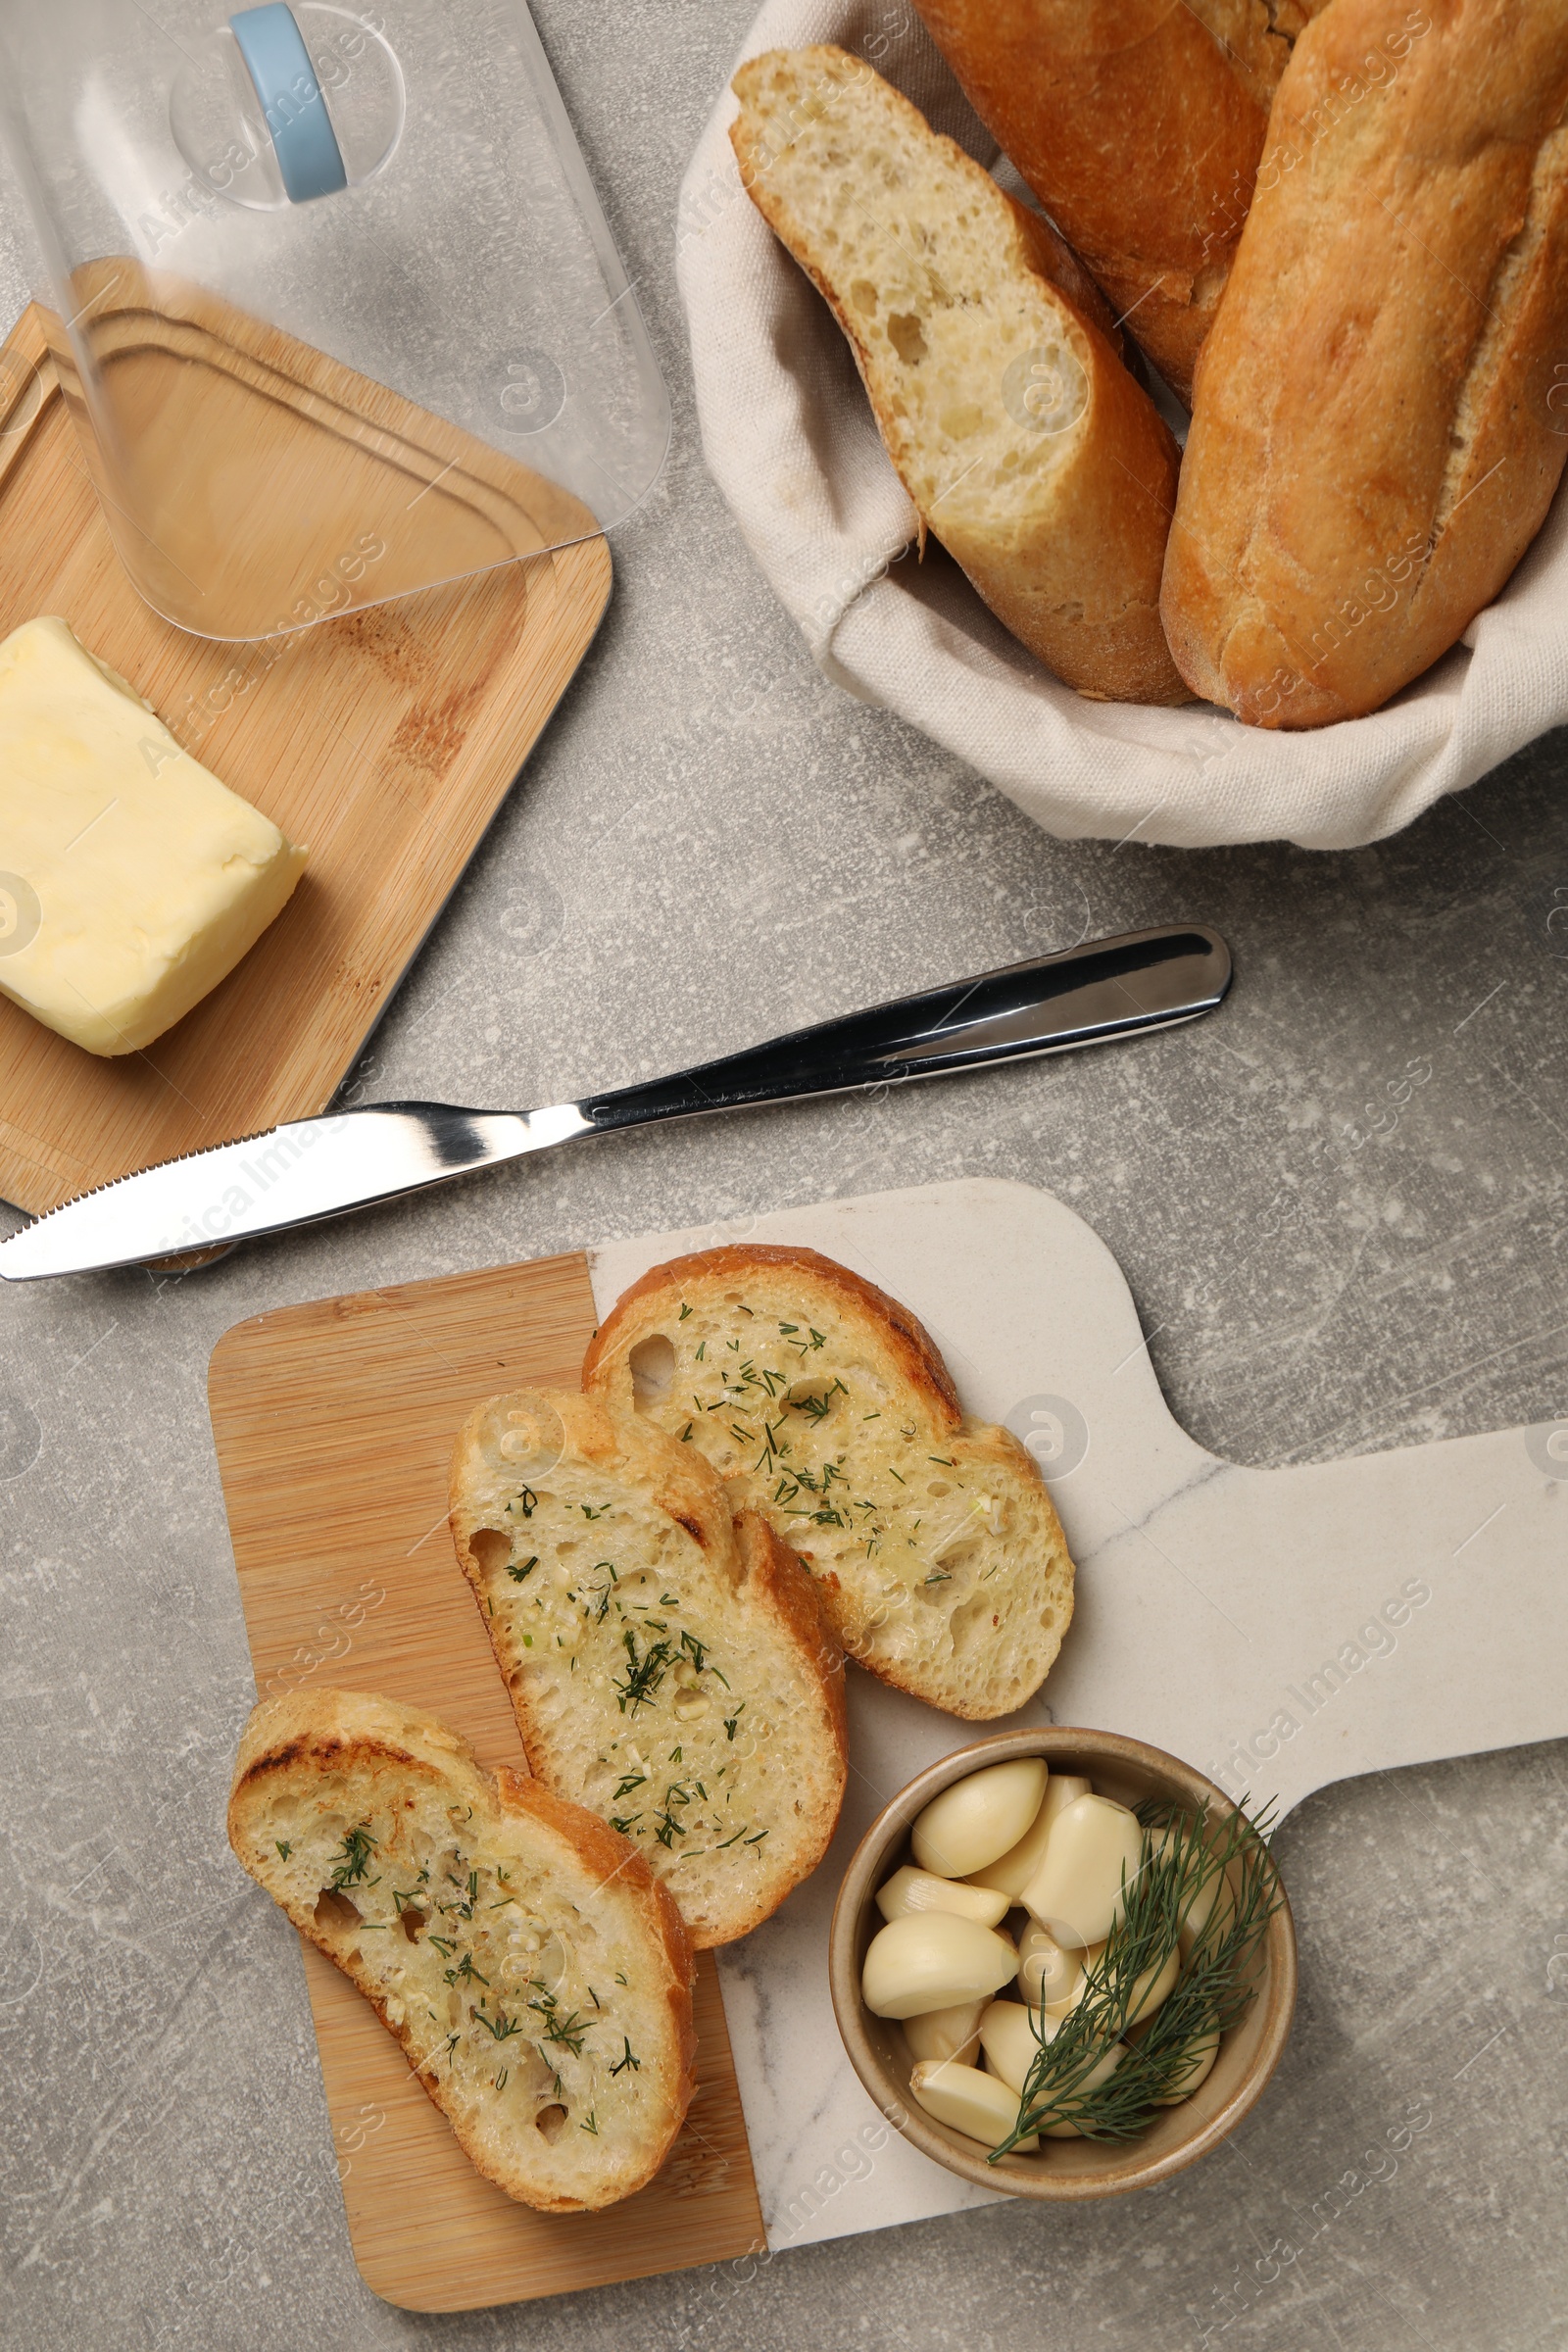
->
0;616;306;1055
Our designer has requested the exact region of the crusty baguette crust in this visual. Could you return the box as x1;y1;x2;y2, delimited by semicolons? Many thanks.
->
912;1;1328;403
583;1247;1077;1720
1162;0;1568;728
730;47;1188;705
584;1244;964;1428
228;1689;696;2212
449;1390;847;1946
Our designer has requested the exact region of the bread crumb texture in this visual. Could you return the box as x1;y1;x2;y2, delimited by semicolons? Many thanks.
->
730;45;1187;703
583;1247;1077;1720
738;49;1086;534
228;1690;696;2211
451;1391;847;1948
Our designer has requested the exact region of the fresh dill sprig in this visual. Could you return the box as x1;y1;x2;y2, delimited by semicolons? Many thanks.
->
613;1627;674;1714
679;1628;710;1676
655;1785;692;1847
474;2007;522;2042
328;1825;377;1888
583;1562;617;1622
443;1951;489;1990
528;1991;589;2056
988;1794;1282;2159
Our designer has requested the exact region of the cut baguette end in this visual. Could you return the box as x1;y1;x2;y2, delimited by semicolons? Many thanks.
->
729;45;1188;706
582;1246;1077;1721
227;1688;697;2213
449;1388;847;1946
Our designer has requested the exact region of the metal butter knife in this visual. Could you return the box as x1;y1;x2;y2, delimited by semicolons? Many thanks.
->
0;924;1230;1281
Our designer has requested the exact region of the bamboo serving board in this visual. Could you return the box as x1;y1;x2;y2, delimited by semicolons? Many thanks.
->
0;296;611;1218
207;1251;763;2314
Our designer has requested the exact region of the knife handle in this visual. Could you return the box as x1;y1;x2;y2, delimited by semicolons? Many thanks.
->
578;925;1230;1135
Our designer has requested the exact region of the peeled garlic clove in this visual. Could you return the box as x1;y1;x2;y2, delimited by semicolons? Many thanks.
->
979;2000;1126;2136
1054;1935;1175;2027
1017;1920;1080;2008
1022;1793;1143;1948
876;1866;1010;1929
1153;2028;1220;2104
903;1997;985;2066
1180;1882;1237;1959
1155;1826;1239;1955
861;1913;1018;2019
1039;1773;1092;1828
978;1997;1050;2094
1039;2036;1126;2137
965;1771;1090;1897
909;2057;1038;2152
1204;1853;1238;1927
995;2002;1128;2138
911;1758;1049;1880
1041;1937;1105;2018
1122;1940;1180;2028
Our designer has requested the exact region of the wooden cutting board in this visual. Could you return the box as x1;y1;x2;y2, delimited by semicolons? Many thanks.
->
0;297;611;1217
207;1251;763;2314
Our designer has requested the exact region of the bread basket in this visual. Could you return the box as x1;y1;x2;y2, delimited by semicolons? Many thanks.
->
677;0;1568;851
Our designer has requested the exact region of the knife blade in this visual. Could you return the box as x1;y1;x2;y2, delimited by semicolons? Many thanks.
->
0;923;1231;1281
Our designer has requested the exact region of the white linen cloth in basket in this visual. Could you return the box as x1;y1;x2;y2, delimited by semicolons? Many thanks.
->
675;0;1568;849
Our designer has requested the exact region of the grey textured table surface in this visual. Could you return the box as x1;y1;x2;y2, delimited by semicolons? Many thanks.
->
2;7;1566;2350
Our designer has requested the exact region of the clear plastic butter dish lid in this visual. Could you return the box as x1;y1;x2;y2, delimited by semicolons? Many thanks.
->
0;0;669;638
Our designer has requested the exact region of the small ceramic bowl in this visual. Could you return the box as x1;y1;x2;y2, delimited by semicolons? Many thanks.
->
829;1727;1298;2201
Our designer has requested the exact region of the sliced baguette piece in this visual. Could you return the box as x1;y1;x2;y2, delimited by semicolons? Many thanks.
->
227;1689;696;2213
730;46;1188;706
448;1390;847;1949
581;1247;1076;1721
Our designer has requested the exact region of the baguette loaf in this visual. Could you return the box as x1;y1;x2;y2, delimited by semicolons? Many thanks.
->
227;1689;696;2212
581;1247;1076;1721
730;46;1188;706
449;1390;847;1948
1162;0;1568;728
912;2;1330;404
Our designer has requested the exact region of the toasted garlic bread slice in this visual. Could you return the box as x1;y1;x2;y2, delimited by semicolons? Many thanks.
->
227;1689;696;2213
581;1248;1075;1719
449;1391;847;1948
730;46;1187;706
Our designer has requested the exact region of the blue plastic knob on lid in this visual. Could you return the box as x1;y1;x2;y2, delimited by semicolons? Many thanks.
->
228;3;347;203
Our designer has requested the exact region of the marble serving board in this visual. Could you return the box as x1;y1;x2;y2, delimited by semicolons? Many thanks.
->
589;1177;1568;2252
